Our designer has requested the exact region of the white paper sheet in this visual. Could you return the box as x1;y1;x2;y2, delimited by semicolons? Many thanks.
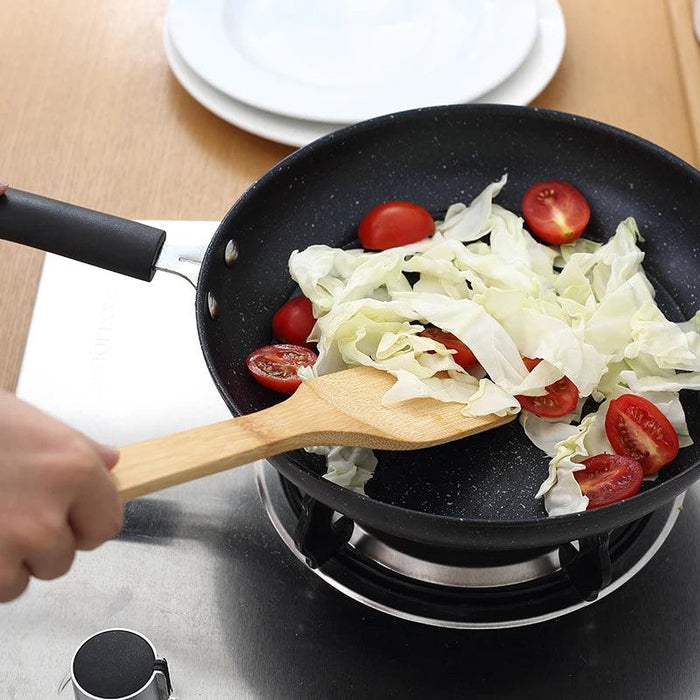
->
15;221;231;446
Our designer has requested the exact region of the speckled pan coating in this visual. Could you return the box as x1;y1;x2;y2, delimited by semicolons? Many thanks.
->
196;104;700;551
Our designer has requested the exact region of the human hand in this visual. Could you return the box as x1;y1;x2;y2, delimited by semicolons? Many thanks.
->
0;390;123;601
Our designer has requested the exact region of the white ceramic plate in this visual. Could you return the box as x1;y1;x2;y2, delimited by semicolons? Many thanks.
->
164;0;565;148
164;28;345;146
167;0;538;124
482;0;565;106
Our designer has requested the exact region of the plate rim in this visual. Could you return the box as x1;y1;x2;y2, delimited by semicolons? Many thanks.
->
167;0;540;123
164;0;566;148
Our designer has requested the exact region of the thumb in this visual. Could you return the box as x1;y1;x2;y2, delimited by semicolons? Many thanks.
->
92;441;121;470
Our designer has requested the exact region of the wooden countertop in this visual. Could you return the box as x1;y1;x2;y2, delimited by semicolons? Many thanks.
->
0;0;697;391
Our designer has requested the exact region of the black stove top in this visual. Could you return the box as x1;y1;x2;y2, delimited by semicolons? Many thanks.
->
254;470;700;699
1;464;699;699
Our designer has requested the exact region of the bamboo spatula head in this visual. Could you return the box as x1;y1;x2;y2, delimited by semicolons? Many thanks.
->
299;365;515;450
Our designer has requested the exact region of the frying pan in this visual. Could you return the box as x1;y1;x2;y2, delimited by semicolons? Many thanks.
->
1;105;698;552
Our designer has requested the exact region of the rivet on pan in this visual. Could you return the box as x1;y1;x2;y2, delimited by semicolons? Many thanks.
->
224;240;239;266
207;292;219;320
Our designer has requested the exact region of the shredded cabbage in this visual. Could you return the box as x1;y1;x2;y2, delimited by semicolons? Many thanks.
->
305;446;378;493
287;178;700;516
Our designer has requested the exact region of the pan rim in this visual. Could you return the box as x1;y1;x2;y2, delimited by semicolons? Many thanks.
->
196;103;700;542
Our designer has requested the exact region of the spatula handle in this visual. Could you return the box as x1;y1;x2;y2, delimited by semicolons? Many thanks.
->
111;364;514;500
112;394;317;500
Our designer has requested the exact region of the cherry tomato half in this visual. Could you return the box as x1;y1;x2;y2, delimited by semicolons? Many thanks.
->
605;394;679;475
515;357;579;418
419;328;478;370
272;296;315;347
575;454;644;509
521;181;591;245
358;201;435;250
246;344;317;394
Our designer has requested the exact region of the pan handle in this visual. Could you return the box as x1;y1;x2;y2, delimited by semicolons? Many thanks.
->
0;187;166;282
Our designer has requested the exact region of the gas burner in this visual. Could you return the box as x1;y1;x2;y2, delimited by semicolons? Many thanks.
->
255;461;684;629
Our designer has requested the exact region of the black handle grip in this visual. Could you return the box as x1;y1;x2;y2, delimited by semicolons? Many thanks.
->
0;188;166;281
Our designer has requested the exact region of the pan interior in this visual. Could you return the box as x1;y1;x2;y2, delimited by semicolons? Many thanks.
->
198;106;700;527
283;273;698;521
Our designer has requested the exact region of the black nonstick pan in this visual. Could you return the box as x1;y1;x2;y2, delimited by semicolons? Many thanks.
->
1;105;698;551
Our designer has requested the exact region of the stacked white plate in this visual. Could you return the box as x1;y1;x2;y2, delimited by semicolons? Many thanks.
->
165;0;566;147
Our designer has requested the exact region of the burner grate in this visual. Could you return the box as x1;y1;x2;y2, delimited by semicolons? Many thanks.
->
256;461;684;629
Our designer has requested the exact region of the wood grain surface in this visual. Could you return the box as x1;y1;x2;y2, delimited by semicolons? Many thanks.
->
0;0;697;391
669;0;700;159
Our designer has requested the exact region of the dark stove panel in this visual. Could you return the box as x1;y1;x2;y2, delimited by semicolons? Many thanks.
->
0;466;699;699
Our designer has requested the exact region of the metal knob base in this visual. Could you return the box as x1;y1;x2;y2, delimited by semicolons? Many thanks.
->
71;629;173;700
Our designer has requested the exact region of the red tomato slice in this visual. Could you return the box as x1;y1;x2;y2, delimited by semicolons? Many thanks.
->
605;394;679;475
575;454;644;509
515;357;579;418
246;344;317;394
521;181;591;245
358;201;435;250
272;296;316;347
419;328;478;369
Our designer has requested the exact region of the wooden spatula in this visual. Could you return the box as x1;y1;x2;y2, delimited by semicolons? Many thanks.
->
112;365;515;500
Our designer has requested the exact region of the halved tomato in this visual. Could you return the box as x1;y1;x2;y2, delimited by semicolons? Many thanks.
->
575;454;644;509
358;201;434;250
605;394;679;475
246;344;317;394
419;328;478;370
521;181;591;245
515;357;579;418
